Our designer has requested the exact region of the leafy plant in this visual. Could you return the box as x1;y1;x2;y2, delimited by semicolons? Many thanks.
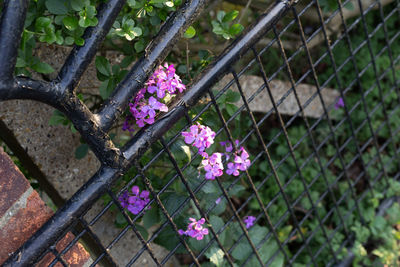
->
211;10;244;40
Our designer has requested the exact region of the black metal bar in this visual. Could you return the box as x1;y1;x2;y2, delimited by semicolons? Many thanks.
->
3;0;400;266
356;0;400;187
57;0;127;93
0;0;29;82
0;78;123;167
97;0;209;131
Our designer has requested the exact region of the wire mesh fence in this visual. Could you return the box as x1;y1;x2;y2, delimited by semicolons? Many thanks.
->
1;0;400;266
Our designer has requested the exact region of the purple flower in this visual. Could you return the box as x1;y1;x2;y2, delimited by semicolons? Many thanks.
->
122;115;135;132
243;215;256;229
215;197;222;204
118;191;129;208
129;96;168;128
118;185;150;215
220;140;239;154
178;217;209;240
220;140;251;176
182;123;216;152
226;162;240;176
146;63;186;97
124;63;186;131
335;97;345;109
234;147;251;171
201;152;224;180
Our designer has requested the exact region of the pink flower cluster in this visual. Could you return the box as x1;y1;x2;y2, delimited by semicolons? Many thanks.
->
178;217;209;240
221;141;251;176
119;185;150;215
123;63;186;132
181;123;251;180
201;152;224;180
182;123;216;152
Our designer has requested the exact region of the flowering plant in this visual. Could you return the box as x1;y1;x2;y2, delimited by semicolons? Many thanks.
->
123;63;186;132
117;63;263;263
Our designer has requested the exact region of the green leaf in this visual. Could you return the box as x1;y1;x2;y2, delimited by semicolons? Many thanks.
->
223;10;239;23
99;79;115;100
344;1;354;10
45;0;69;15
55;30;64;45
225;103;237;116
206;247;224;267
154;225;185;252
95;56;111;76
202;182;218;194
71;0;88;11
184;26;196;39
16;57;26;68
209;215;225;243
232;225;268;260
229;24;244;36
65;36;74;45
75;143;89;159
63;16;78;31
171;140;191;163
142;207;159;228
165;1;174;7
32;62;55;74
226;90;240;103
132;27;142;37
150;15;161;25
163;193;187;214
120;55;134;68
127;0;137;7
112;65;120;76
211;21;224;35
115;212;128;228
74;37;85;46
134;40;145;52
217;11;225;23
35;17;52;29
49;110;67;125
135;224;149;240
70;124;77;134
85;5;96;18
248;238;284;267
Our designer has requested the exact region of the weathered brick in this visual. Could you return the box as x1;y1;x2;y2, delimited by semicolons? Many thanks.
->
38;233;92;267
0;148;92;266
0;189;53;264
0;147;30;218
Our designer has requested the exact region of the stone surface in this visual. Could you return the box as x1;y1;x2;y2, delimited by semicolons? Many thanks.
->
84;203;178;266
0;100;100;199
215;74;340;118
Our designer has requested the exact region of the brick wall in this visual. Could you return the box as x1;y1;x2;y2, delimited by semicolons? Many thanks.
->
0;147;93;266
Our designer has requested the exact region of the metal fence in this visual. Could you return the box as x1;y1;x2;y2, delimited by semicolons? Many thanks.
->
1;0;400;266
